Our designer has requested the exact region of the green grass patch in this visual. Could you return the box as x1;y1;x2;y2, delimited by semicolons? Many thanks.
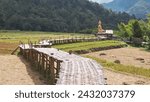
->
85;55;150;78
53;40;126;52
0;30;94;54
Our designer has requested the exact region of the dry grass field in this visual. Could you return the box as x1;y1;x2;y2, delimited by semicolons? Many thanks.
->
104;69;150;85
0;42;18;54
86;47;150;69
85;47;150;85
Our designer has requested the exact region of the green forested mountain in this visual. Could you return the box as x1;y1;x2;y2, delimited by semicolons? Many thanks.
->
103;0;150;18
0;0;134;32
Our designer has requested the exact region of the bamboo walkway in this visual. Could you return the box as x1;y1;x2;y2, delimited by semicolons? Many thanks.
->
48;37;99;45
35;48;105;85
17;38;105;85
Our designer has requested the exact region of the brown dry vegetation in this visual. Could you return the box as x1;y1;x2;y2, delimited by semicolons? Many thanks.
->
0;42;18;54
87;47;150;69
104;69;150;85
85;47;150;85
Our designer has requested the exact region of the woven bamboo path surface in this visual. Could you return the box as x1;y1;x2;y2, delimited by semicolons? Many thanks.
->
34;48;105;85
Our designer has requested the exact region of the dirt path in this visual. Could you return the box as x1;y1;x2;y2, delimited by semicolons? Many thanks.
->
104;69;150;85
0;55;46;85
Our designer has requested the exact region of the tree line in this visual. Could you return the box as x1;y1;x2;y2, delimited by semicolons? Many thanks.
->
117;14;150;49
0;0;134;33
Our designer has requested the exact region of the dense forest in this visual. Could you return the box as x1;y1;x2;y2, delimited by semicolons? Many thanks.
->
0;0;134;33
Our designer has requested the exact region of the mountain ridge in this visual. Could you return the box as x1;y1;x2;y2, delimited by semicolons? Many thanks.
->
103;0;150;18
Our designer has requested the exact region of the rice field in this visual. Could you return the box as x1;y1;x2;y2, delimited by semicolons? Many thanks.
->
0;30;93;54
0;30;93;43
53;40;126;52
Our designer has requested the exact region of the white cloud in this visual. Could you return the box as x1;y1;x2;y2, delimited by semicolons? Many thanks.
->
89;0;113;4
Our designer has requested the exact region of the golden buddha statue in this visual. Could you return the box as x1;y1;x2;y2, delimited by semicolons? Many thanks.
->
98;20;104;33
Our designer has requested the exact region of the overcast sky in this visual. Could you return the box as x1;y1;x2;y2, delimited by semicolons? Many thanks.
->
89;0;113;4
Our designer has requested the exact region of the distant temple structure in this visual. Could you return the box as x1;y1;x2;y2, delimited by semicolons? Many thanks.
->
95;20;113;39
98;20;104;33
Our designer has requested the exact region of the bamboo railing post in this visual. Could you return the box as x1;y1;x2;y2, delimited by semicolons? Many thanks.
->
56;60;62;78
46;56;51;84
50;57;55;84
39;53;42;72
44;54;48;78
41;53;45;75
37;52;41;71
36;51;38;69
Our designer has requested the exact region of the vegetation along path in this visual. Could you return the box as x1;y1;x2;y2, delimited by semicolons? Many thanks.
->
0;55;46;85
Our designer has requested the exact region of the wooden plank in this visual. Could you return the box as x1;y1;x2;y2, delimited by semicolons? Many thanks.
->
11;46;19;55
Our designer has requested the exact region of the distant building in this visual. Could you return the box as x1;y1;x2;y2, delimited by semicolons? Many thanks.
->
95;20;113;39
106;30;113;34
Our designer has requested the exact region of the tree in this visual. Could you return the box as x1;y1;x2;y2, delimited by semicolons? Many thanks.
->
145;14;150;49
118;19;145;39
117;22;132;38
132;20;143;38
117;14;150;49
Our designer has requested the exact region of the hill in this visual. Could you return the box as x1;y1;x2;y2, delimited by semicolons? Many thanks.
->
103;0;138;12
103;0;150;18
0;0;134;32
127;0;150;18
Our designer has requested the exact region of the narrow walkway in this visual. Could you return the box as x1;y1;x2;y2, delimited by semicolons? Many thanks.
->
34;48;105;85
0;55;46;85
